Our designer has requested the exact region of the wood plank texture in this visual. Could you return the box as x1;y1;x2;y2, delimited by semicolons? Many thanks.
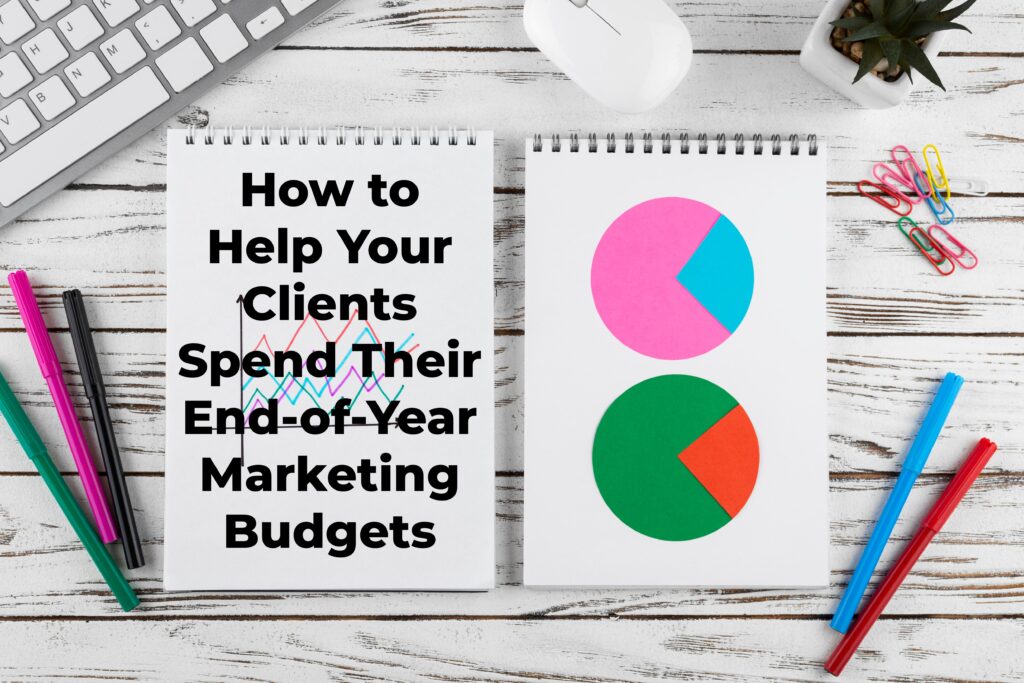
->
1;619;1021;682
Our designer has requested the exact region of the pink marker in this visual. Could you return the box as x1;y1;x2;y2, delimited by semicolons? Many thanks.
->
8;270;117;543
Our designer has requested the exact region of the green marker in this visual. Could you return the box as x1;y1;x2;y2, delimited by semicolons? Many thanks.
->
0;368;139;612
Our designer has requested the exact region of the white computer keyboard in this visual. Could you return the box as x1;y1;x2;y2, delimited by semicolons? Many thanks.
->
0;0;342;227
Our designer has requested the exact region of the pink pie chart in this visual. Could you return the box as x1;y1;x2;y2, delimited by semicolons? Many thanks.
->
591;197;755;360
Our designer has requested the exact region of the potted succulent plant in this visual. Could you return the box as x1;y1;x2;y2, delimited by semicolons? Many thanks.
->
800;0;975;109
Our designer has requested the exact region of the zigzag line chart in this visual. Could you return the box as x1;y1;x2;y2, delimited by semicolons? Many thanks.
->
238;304;418;424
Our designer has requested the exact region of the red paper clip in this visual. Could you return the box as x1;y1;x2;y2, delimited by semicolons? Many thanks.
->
859;179;913;216
898;217;955;276
891;145;933;200
928;224;979;270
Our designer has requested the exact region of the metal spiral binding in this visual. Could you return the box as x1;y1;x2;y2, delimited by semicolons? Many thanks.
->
531;132;819;155
184;126;477;146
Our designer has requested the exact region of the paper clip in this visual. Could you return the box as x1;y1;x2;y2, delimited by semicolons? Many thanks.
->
923;144;951;200
948;178;991;196
898;217;955;276
873;162;922;205
891;145;932;200
928;224;979;270
859;179;912;216
915;173;955;225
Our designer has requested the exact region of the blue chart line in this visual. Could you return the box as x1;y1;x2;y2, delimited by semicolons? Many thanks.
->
241;311;417;418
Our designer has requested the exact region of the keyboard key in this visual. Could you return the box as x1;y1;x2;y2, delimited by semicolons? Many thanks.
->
24;0;68;21
0;1;35;45
28;74;74;120
0;51;32;97
92;0;139;27
21;28;69;73
199;13;245;63
246;6;282;40
0;67;168;206
64;51;110;96
99;27;145;73
57;5;104;50
281;0;316;15
0;98;39;144
136;5;179;50
169;0;213;27
155;36;211;92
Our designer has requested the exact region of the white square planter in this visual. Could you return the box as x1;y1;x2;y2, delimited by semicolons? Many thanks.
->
800;0;947;109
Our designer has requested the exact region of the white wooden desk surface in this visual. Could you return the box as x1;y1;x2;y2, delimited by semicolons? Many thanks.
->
1;1;1023;680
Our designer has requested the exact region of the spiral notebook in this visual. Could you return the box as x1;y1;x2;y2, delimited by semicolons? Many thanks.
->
164;128;495;591
524;133;829;587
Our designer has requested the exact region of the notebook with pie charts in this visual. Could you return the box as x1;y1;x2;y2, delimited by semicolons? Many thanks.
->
524;132;828;587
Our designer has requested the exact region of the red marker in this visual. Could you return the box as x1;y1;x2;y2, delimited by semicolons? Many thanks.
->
825;438;998;677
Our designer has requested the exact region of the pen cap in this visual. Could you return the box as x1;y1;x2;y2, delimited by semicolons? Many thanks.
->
904;372;964;472
923;438;997;532
7;271;61;378
62;290;103;398
0;369;47;459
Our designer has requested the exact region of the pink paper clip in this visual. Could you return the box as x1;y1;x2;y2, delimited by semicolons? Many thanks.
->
928;224;979;270
891;145;933;200
859;179;913;216
873;162;922;205
898;217;955;276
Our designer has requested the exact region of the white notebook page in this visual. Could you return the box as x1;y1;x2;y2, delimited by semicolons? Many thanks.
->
165;129;495;591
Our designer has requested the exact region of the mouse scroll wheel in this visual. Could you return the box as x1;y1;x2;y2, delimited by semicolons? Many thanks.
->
569;0;588;7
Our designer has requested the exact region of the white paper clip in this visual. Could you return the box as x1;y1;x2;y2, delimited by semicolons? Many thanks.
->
948;178;990;197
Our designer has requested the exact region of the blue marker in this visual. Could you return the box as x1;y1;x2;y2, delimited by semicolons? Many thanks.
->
831;372;964;634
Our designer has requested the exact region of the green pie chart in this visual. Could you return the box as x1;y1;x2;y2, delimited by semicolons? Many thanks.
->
593;375;760;541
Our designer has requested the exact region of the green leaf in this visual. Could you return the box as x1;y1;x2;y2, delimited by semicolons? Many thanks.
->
868;0;886;19
879;38;903;71
901;38;945;89
937;0;977;22
912;0;953;19
901;58;915;83
903;20;971;38
896;54;915;83
844;21;892;42
831;15;872;29
853;40;886;83
887;0;917;32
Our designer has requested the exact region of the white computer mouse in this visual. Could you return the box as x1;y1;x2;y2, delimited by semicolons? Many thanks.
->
523;0;693;114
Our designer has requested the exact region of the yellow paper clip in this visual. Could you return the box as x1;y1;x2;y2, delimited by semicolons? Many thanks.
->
923;144;951;201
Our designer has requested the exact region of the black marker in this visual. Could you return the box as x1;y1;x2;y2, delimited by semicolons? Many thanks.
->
63;290;145;569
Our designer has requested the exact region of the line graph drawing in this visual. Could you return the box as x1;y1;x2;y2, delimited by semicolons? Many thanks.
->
240;305;418;422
